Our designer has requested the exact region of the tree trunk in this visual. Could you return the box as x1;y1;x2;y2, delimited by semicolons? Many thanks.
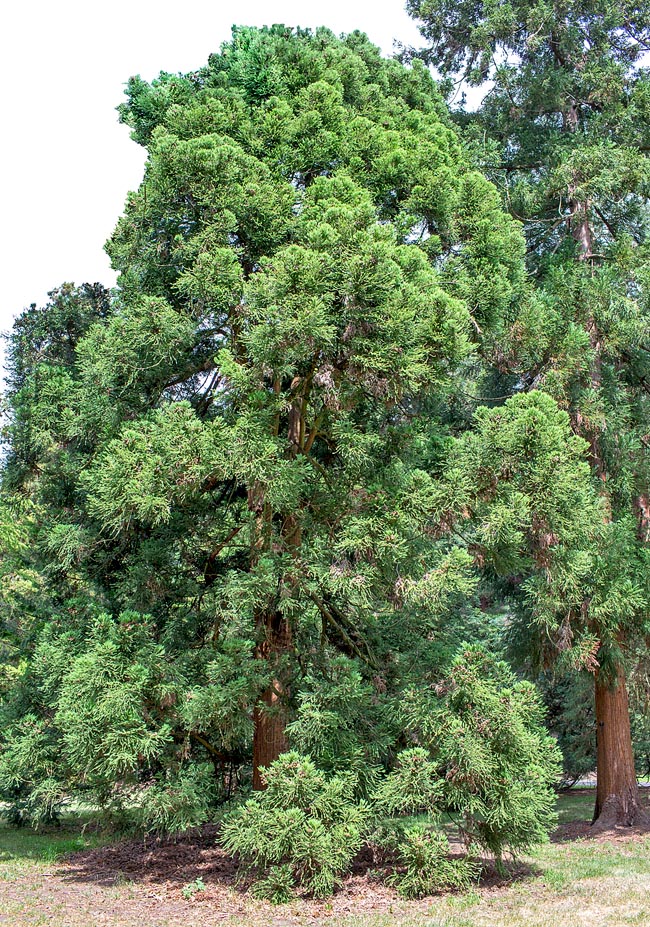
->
251;392;303;789
569;196;594;261
592;664;648;829
634;493;650;543
252;611;291;790
568;241;644;828
552;79;646;834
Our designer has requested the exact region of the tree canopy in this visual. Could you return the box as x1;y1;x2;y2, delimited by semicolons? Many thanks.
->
1;17;647;899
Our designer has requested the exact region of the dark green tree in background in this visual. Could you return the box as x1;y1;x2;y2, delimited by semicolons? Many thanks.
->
407;0;650;827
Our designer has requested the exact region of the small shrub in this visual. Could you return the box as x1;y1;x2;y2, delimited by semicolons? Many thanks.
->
136;763;218;834
401;646;561;860
221;649;560;902
390;826;480;899
250;864;294;904
221;752;370;899
0;717;67;827
375;748;442;816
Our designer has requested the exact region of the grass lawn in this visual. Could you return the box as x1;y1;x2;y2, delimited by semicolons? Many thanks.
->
1;790;649;926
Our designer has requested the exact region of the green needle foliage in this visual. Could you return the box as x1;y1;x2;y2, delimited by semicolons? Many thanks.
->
389;827;479;899
408;0;650;826
222;648;559;900
0;22;597;895
222;752;371;900
399;646;561;860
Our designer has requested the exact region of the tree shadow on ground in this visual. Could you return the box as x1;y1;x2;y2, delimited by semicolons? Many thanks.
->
551;787;650;843
57;789;650;893
58;824;237;889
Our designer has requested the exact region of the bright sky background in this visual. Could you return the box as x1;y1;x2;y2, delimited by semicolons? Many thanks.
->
0;1;423;374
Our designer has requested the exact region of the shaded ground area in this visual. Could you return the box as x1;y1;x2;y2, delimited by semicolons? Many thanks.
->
2;789;650;926
552;787;650;843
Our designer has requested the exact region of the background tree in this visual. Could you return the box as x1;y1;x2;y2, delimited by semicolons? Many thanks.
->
407;0;650;827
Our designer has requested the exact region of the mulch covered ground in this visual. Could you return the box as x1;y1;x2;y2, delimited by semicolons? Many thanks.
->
60;825;453;923
54;790;650;924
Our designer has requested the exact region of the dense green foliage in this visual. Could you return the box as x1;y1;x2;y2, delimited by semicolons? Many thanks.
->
408;0;650;814
3;15;647;897
222;752;371;900
222;648;559;900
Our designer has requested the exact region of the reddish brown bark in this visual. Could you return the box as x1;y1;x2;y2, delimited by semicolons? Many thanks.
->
250;395;303;789
593;665;648;829
569;196;594;261
252;611;291;790
634;493;650;543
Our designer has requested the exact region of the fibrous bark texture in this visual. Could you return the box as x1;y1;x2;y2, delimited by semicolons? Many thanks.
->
592;666;649;830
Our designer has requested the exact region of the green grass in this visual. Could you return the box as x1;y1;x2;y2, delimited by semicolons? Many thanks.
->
538;834;650;883
0;813;106;872
555;788;595;824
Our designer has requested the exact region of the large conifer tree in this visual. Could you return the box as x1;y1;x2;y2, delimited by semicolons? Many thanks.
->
0;27;528;800
407;0;650;827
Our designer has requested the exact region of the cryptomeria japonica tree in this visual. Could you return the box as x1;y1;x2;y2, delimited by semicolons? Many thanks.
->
0;26;529;800
407;0;650;827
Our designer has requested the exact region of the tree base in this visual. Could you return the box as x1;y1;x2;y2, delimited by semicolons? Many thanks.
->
591;794;650;833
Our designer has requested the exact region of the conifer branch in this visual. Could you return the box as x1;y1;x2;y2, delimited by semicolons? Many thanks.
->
306;590;378;669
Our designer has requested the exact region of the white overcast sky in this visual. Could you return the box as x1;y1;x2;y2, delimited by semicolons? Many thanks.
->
0;0;423;372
